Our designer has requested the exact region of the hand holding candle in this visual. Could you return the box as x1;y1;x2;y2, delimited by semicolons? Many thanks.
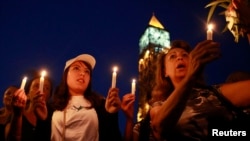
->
131;79;136;94
207;23;213;40
39;70;46;94
111;66;118;88
20;76;27;89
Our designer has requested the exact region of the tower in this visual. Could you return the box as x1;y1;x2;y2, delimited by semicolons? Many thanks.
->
137;14;170;121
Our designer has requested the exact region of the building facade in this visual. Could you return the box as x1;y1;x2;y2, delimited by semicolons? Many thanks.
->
137;14;170;121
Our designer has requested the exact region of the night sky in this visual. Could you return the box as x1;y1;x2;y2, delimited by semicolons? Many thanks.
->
1;0;250;134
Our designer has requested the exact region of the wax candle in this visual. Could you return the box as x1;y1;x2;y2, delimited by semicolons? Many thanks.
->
207;24;213;40
131;79;136;94
39;70;46;93
20;76;27;89
111;66;118;88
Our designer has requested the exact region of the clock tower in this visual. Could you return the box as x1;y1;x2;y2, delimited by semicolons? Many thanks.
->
137;13;170;121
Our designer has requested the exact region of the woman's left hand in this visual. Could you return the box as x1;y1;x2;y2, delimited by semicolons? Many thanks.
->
105;88;121;113
121;93;135;120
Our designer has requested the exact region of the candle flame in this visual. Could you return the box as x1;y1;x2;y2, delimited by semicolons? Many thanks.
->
208;24;213;30
23;76;27;81
41;70;47;77
132;79;136;83
113;66;118;72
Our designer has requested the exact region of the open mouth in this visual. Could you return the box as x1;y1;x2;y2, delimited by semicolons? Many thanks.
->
176;64;186;69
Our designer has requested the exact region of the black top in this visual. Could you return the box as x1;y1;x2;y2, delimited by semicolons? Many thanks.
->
21;102;53;141
0;124;6;141
21;114;51;141
94;96;122;141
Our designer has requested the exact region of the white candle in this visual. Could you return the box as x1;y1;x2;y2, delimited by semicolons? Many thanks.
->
207;24;213;40
111;66;118;88
131;79;136;94
20;76;27;89
39;70;46;93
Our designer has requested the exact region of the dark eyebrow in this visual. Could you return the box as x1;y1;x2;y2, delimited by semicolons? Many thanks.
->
168;50;188;55
167;51;177;56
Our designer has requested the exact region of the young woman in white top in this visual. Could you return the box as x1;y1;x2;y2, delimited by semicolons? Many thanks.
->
51;54;122;141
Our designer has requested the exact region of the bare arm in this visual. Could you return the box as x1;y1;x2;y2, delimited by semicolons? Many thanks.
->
151;40;221;137
220;80;250;108
5;89;27;141
124;119;134;141
150;75;194;136
121;93;135;141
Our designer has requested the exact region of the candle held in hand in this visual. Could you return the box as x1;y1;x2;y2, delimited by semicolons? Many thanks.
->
131;79;136;94
39;70;46;94
207;24;213;40
20;76;27;89
111;66;118;88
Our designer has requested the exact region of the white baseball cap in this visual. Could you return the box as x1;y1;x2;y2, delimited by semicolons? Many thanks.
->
64;54;96;71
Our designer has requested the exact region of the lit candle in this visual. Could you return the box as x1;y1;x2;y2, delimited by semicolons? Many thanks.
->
131;79;136;94
207;23;213;40
111;66;118;88
39;70;46;93
20;76;27;89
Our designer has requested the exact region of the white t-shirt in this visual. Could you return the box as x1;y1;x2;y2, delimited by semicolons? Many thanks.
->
51;95;99;141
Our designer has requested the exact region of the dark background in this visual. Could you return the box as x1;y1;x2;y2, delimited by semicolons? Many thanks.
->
1;0;250;135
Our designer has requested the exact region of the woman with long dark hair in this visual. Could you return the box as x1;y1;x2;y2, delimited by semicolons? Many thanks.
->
51;54;122;141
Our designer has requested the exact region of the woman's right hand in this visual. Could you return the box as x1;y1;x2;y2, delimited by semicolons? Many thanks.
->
187;40;221;79
31;90;48;120
105;88;121;113
12;89;27;115
29;91;46;108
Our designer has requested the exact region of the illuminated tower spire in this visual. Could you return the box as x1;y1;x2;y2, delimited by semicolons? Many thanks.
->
137;13;170;121
139;14;170;54
149;13;164;29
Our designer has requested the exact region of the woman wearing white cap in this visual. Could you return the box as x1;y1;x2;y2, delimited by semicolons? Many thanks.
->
51;54;122;141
